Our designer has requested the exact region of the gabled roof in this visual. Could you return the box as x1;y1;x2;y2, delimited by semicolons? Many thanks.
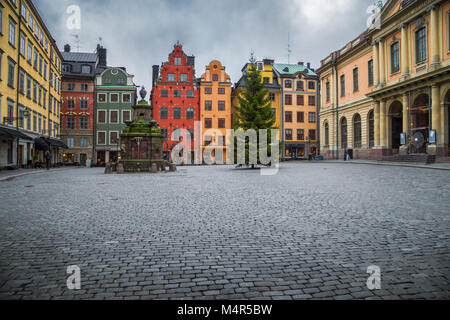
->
273;63;317;77
61;52;98;63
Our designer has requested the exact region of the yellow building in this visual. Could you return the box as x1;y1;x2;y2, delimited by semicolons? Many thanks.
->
232;59;282;140
199;60;232;163
0;0;63;168
318;0;450;161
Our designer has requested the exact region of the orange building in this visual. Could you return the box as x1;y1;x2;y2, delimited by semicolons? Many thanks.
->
199;60;232;163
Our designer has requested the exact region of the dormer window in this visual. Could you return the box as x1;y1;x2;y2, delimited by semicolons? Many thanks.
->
81;65;91;74
174;57;182;66
63;64;71;73
257;62;263;71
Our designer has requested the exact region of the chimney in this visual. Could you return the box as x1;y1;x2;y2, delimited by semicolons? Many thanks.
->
64;44;71;52
97;44;107;67
152;65;159;86
298;62;304;66
307;62;311;69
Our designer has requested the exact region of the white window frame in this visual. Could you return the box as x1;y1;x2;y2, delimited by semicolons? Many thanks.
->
97;109;107;124
122;93;131;103
97;131;107;145
122;110;131;123
9;17;16;47
67;137;75;149
110;93;119;103
98;93;107;103
109;110;119;124
109;131;119;145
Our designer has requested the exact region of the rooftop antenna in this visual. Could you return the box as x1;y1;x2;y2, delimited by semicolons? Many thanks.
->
98;37;103;46
71;34;80;51
249;50;256;64
287;31;292;64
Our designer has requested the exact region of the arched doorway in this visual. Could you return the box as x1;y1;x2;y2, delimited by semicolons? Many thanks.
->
368;110;375;148
410;93;430;154
388;101;403;153
324;121;329;146
445;90;450;156
341;117;347;150
353;114;362;148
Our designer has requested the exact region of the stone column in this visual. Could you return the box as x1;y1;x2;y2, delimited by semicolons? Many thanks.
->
401;24;410;77
400;94;409;155
372;41;379;87
380;100;387;148
374;101;380;147
378;38;386;85
429;84;441;155
430;5;441;69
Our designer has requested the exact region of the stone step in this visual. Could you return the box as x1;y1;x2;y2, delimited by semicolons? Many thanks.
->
381;154;436;164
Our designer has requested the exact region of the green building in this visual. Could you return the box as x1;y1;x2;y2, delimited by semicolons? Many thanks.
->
95;67;136;165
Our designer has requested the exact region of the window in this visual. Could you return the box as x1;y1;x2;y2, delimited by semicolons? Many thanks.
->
19;70;25;94
326;82;330;102
353;114;362;148
391;42;400;74
161;90;169;97
110;110;119;123
97;132;106;145
324;123;329;146
205;87;212;95
368;60;374;87
27;42;32;63
43;62;47;80
21;3;27;18
98;94;106;102
105;78;112;85
218;101;225;111
18;108;24;128
212;74;218;82
122;110;131;123
297;81;304;91
205;118;212;129
180;74;188;82
67;99;75;110
0;5;2;34
81;65;91;74
368;110;375;148
80;117;89;129
7;59;15;88
297;95;304;105
9;18;16;47
160;128;168;140
257;62;263;71
308;112;316;123
63;64;71;73
308;81;315;90
263;77;270;84
187;90;194;98
81;83;88;92
218;118;226;129
66;116;76;130
297;129;304;141
67;83;75;91
297;112;304;123
38;55;43;75
269;93;276;101
187;108;194;119
33;81;37;101
67;137;75;148
20;32;26;56
110;94;118;103
80;99;88;110
26;75;31;98
340;75;345;97
33;113;37;132
173;107;181;119
218;88;225;95
117;78;125;85
285;94;292;105
174;57;181;66
43;89;47;108
285;129;293;141
205;100;212;111
80;137;89;148
168;73;175;81
415;27;427;64
7;100;14;124
123;93;131;103
341;117;348;149
285;111;292;123
272;108;276;120
33;48;38;69
285;80;292;88
308;96;316;106
110;132;119;145
309;129;316;141
97;110;106;123
173;90;182;97
160;107;168;119
353;68;359;92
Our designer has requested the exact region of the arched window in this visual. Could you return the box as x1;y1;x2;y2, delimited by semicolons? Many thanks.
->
368;110;374;148
341;117;347;149
353;114;362;148
324;122;329;146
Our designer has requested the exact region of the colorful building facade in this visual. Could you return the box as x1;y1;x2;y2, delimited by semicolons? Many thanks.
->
318;0;450;160
273;63;319;159
151;43;199;161
199;60;232;163
95;67;136;165
60;45;98;166
0;0;63;167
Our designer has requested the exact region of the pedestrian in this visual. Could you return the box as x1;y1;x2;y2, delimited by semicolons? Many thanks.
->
45;151;52;170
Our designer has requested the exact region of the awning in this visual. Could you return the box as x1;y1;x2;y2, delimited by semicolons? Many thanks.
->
42;137;69;149
34;138;49;151
0;126;34;140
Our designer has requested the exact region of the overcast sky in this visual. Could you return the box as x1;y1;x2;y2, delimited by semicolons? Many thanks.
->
35;0;380;89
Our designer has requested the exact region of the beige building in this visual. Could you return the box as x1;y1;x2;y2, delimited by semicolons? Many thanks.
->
318;0;450;160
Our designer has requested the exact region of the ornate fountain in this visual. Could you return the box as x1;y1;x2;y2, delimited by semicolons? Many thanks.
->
116;86;167;173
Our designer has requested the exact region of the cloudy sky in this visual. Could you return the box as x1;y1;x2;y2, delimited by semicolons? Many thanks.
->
35;0;380;88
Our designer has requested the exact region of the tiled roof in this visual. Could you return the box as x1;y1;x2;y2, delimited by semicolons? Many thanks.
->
273;63;317;77
61;52;98;63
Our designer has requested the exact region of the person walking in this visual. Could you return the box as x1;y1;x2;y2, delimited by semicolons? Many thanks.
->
45;152;52;170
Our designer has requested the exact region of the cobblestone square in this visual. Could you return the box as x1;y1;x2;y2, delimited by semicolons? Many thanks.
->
0;163;449;300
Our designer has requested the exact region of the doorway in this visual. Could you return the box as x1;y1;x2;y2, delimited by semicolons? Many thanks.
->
410;93;430;154
389;101;403;153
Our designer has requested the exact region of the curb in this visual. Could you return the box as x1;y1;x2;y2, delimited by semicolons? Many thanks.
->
0;168;81;182
324;161;450;171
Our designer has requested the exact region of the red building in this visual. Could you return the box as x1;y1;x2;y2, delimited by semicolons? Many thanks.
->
151;43;199;160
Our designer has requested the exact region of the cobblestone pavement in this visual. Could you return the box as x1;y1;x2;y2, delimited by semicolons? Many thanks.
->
0;163;449;300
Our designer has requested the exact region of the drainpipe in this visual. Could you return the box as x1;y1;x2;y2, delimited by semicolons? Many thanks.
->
280;85;285;160
16;0;23;167
333;61;339;160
